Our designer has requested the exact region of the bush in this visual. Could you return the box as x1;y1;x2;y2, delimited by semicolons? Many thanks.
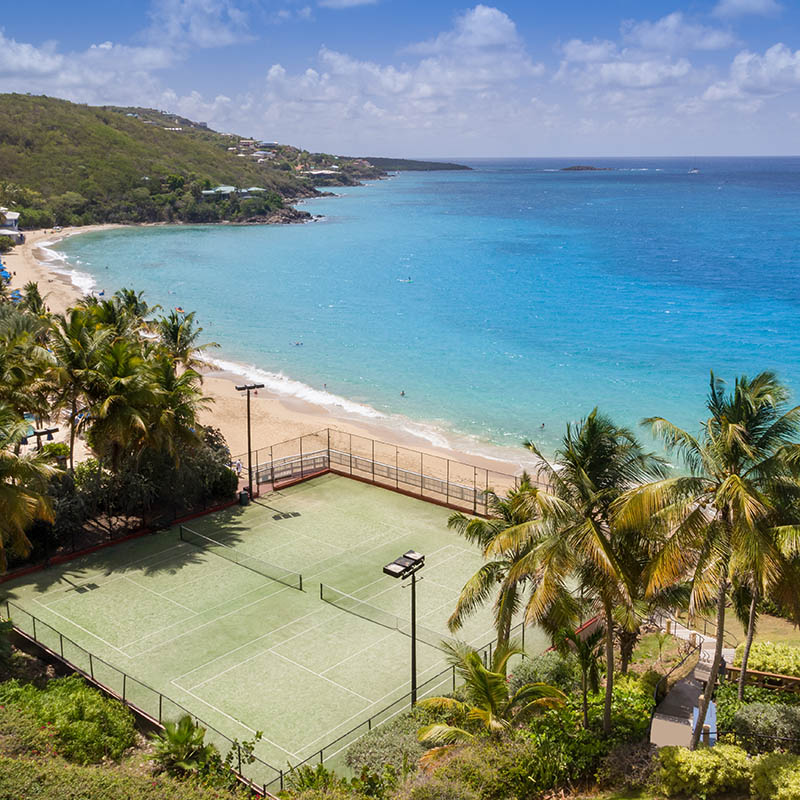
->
0;235;14;253
656;744;751;798
716;682;800;731
595;741;657;790
507;651;580;694
0;755;248;800
0;702;56;757
345;708;430;776
0;675;136;763
730;702;800;754
737;641;800;678
751;752;800;800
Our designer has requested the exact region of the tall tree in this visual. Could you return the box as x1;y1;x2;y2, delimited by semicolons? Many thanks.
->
509;409;666;733
156;310;218;370
447;476;561;655
617;372;800;748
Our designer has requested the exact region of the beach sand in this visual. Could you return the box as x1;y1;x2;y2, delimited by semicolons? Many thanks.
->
8;227;539;480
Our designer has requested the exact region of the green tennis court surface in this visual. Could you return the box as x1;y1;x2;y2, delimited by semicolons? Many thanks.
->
2;474;548;781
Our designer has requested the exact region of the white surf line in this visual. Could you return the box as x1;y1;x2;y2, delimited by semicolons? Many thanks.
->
31;596;129;656
174;685;301;760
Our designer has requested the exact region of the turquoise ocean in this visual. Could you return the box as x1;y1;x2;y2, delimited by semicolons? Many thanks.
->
47;157;800;462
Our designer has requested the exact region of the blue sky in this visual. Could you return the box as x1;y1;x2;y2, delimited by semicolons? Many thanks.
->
3;0;800;156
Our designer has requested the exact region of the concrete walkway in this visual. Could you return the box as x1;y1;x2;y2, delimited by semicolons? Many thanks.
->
649;613;735;748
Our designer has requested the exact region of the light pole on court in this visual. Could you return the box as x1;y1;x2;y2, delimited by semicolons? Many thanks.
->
235;383;264;498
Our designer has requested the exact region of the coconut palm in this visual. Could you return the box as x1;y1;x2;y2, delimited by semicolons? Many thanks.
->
156;310;218;370
506;409;667;734
616;372;800;749
447;475;562;655
49;309;111;472
0;404;56;570
417;641;565;762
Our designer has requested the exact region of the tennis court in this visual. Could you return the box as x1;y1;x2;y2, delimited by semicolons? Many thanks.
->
2;473;548;785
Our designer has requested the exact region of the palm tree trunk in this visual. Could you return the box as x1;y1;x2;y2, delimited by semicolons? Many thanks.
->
690;576;727;750
619;627;639;675
603;598;614;735
581;672;589;729
737;589;758;702
68;396;77;474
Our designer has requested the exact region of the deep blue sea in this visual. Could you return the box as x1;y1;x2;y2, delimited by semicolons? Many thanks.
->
51;157;800;462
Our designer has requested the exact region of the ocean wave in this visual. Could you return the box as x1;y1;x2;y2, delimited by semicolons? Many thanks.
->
202;354;538;472
36;241;97;294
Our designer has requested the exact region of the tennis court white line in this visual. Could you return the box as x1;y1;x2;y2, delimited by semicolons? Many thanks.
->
31;596;131;656
270;650;373;704
319;628;397;676
118;577;280;650
32;544;188;601
172;602;331;687
122;576;195;613
175;684;301;760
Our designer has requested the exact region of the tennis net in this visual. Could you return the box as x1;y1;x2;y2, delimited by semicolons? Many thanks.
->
179;525;303;591
320;583;455;652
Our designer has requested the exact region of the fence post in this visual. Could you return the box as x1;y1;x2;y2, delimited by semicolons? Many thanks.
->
32;617;37;641
238;744;242;773
446;461;450;505
159;694;163;723
280;771;284;791
319;749;323;765
368;718;372;731
300;437;304;478
419;452;424;497
372;439;375;483
59;633;64;657
327;428;331;468
123;674;127;701
89;652;94;679
473;467;477;514
349;433;353;475
395;447;399;489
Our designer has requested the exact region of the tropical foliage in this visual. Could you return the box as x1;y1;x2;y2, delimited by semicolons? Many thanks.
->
0;285;235;571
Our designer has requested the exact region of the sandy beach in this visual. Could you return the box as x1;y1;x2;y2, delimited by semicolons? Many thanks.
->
7;227;539;480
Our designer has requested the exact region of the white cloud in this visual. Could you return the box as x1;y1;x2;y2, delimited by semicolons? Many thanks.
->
0;31;63;76
146;0;252;48
712;0;782;18
622;12;736;52
561;38;617;63
592;58;692;89
704;42;800;104
318;0;377;8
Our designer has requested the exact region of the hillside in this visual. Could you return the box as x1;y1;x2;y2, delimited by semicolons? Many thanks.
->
359;156;470;171
0;94;469;228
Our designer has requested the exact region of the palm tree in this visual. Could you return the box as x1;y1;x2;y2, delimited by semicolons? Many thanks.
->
0;404;56;570
417;641;565;762
556;625;603;729
616;372;800;749
150;715;218;776
156;310;218;370
49;309;111;472
447;476;560;655
504;409;666;734
113;288;159;322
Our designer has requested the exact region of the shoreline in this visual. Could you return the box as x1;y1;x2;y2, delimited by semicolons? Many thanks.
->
8;225;542;479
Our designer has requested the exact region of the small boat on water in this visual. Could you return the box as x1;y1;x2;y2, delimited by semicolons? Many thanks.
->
688;168;700;174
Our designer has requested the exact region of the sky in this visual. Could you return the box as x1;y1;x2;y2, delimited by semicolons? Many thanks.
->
2;0;800;157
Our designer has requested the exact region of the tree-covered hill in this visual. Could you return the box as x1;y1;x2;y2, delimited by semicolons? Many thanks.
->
0;94;470;228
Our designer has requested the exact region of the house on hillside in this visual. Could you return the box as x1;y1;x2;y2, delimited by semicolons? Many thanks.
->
201;186;237;198
0;209;24;244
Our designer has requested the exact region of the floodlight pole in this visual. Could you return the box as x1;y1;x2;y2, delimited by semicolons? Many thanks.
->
235;383;264;497
411;570;417;705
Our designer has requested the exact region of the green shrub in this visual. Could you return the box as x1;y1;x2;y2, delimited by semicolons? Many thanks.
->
716;682;800;730
736;641;800;678
0;755;248;799
751;752;800;800
396;773;479;800
0;702;56;757
0;235;14;253
345;708;430;776
507;651;579;694
655;744;751;798
150;715;218;776
730;702;800;754
0;675;136;763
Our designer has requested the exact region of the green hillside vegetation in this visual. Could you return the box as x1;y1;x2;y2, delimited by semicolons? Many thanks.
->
358;156;471;171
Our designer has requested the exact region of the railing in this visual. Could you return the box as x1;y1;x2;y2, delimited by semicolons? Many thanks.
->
1;596;536;793
3;599;284;793
234;428;540;517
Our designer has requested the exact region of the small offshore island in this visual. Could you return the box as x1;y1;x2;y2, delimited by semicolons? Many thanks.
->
0;93;470;230
561;165;614;171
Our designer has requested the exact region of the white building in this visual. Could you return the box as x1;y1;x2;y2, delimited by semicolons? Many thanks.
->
0;209;24;244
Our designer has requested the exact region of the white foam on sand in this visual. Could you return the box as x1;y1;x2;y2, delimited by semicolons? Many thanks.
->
203;355;541;472
36;239;97;295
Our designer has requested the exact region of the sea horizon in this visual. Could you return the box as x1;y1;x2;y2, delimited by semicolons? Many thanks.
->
46;155;800;465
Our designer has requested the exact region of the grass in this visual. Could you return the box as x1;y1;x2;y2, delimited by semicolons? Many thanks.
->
675;609;800;647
